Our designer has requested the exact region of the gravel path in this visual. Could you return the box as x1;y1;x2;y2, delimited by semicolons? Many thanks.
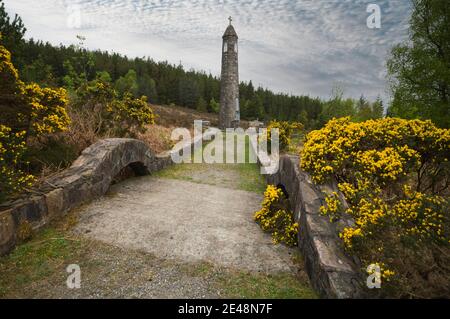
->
74;176;295;273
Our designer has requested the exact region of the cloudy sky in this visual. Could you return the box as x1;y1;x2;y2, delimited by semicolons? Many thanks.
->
5;0;412;102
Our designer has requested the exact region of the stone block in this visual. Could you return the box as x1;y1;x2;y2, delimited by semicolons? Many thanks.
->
327;271;366;299
10;197;47;224
0;210;16;256
306;213;335;237
312;236;354;273
45;188;65;218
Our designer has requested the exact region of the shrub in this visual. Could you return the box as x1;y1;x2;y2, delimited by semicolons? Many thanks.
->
0;125;34;202
116;93;156;136
72;79;155;137
22;83;70;137
0;44;70;139
301;117;450;297
138;124;175;154
0;43;69;202
265;120;303;151
254;185;298;246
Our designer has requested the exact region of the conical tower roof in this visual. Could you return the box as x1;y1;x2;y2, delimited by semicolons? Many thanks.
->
223;24;238;38
223;17;238;38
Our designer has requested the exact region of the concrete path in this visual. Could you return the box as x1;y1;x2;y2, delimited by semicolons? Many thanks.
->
73;176;295;272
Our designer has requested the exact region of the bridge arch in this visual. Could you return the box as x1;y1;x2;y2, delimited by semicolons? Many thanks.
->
0;138;177;256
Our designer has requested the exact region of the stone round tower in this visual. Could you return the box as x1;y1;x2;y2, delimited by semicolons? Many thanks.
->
219;17;240;129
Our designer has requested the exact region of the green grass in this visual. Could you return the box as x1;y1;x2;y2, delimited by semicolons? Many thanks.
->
215;250;317;299
235;163;266;193
153;133;266;193
0;226;84;298
176;255;317;299
216;270;317;299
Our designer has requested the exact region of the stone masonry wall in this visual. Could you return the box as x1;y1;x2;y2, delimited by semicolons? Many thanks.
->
219;28;239;129
248;137;365;298
266;155;365;298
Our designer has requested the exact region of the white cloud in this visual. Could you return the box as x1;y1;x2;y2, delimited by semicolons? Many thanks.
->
4;0;412;101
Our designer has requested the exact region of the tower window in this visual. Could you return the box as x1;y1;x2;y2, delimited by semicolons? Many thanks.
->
223;42;228;53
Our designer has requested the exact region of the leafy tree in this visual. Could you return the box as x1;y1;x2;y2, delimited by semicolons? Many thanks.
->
73;35;94;82
297;109;308;126
115;69;139;97
320;85;356;124
178;76;199;108
21;56;56;86
387;0;450;127
63;60;83;92
209;97;220;113
246;95;264;120
240;99;250;118
96;70;112;83
73;78;154;137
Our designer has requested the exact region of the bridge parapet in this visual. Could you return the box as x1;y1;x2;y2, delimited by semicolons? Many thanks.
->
0;137;194;256
249;140;365;298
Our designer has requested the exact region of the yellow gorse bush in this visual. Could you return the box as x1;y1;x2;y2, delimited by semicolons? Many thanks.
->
116;93;156;133
0;44;70;139
300;117;450;293
0;43;69;202
0;125;35;202
72;79;155;137
254;184;298;246
263;120;303;151
22;83;71;136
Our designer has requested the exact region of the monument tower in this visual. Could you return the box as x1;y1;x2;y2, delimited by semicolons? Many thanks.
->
219;16;240;129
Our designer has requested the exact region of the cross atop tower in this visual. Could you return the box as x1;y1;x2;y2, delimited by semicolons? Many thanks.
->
228;16;232;25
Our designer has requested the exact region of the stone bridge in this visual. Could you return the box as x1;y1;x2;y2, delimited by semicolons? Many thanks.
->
1;134;364;298
0;137;192;256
